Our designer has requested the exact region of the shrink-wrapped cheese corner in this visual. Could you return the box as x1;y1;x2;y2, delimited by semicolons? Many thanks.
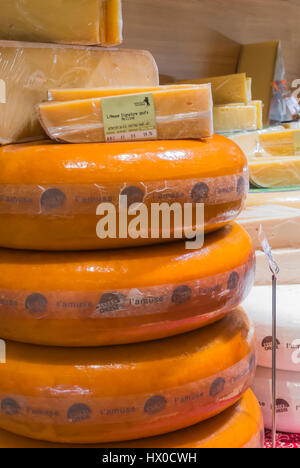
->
39;85;213;143
0;41;159;145
0;136;249;251
0;309;256;444
0;390;264;448
247;188;300;209
0;0;123;46
0;223;255;347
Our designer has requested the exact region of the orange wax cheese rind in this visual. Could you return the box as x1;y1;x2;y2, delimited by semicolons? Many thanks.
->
0;136;249;251
0;309;257;444
0;223;255;347
0;390;264;448
39;86;213;143
0;0;123;46
0;41;159;145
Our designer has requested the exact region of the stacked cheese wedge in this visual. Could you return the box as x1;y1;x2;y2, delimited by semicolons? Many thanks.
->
178;73;263;134
239;190;300;434
0;0;262;448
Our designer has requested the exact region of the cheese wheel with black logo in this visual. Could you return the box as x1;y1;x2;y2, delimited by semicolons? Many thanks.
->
0;135;248;250
0;390;263;448
252;367;300;434
243;285;300;372
0;223;254;346
0;309;256;444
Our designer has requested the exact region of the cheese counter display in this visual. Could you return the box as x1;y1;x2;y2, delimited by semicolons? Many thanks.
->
0;0;123;46
0;390;264;449
0;136;249;251
0;41;159;144
38;85;214;143
0;309;256;444
0;223;255;347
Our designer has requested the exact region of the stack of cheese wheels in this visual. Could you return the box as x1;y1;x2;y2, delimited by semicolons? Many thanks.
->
0;2;259;447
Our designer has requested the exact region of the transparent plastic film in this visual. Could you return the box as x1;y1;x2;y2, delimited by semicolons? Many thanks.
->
38;86;213;143
0;0;123;46
246;187;300;210
0;310;256;443
0;41;159;145
255;249;300;285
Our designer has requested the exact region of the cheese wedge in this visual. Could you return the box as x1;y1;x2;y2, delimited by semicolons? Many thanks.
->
259;129;300;156
250;156;300;188
0;309;256;444
0;41;159;145
214;104;258;133
247;189;300;209
0;136;249;251
256;248;300;285
39;86;213;143
0;390;263;448
178;73;249;105
238;204;300;250
0;223;255;347
0;0;122;46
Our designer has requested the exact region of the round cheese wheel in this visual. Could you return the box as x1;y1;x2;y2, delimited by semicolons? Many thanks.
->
252;367;300;434
0;309;256;444
0;223;254;347
243;285;300;372
0;390;263;448
0;136;248;250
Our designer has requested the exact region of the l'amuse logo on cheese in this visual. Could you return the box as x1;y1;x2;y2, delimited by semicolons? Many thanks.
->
96;195;205;250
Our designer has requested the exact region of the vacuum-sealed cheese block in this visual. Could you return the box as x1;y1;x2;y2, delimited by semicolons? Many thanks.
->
0;136;249;251
255;248;300;285
259;129;300;157
0;309;256;444
247;188;300;209
0;0;122;46
0;223;255;347
238;204;300;250
0;390;264;449
178;73;249;105
250;156;300;187
252;367;300;434
39;86;213;143
243;285;300;372
214;104;258;134
0;41;159;145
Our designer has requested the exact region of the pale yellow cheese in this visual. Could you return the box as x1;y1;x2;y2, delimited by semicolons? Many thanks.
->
246;78;253;103
259;129;300;156
229;126;286;159
0;41;159;145
0;0;123;46
39;86;213;143
213;104;258;133
249;156;300;187
256;248;300;285
178;73;249;105
247;189;300;210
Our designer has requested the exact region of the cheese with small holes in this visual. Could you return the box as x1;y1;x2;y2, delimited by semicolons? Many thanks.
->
0;0;123;46
0;41;159;145
0;309;256;444
0;390;264;448
39;85;213;143
249;156;300;187
247;189;300;209
0;136;249;251
0;223;255;347
178;73;249;105
238;204;300;250
214;104;258;133
255;248;300;285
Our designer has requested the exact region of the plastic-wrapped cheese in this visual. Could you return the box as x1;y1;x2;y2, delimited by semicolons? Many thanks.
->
249;156;300;188
39;86;213;143
0;390;264;448
0;309;256;444
0;41;159;144
255;249;300;285
252;367;300;434
247;188;300;210
0;136;249;251
243;285;300;372
238;204;300;250
0;223;255;347
0;0;123;46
